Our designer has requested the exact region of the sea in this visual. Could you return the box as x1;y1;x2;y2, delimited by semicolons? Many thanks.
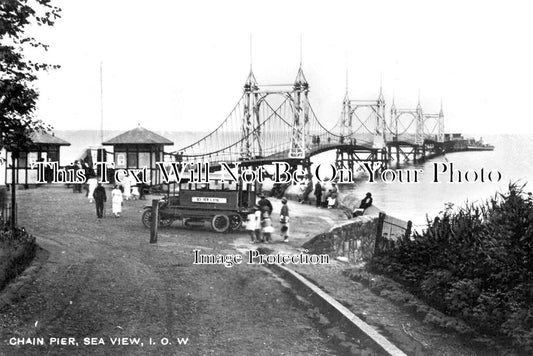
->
55;131;533;228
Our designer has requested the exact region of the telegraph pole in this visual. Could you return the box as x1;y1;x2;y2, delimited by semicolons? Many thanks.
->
100;62;104;144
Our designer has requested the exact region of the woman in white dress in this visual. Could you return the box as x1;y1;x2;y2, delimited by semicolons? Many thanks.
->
87;177;98;203
122;176;132;201
111;185;123;217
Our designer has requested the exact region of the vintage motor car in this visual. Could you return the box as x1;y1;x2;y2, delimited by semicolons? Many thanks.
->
141;175;257;233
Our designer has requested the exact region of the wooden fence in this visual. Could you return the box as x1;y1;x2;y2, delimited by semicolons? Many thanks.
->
374;212;412;256
303;212;413;263
0;202;16;227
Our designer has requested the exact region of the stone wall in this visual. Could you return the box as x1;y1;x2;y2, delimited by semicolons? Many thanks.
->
303;216;378;263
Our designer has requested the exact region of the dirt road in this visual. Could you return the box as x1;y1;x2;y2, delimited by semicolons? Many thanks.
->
0;188;341;355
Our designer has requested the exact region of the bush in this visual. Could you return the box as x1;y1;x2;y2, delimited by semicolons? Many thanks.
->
370;183;533;351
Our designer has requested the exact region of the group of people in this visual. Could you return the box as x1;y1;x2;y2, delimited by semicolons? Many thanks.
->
313;180;374;214
246;193;290;244
64;159;145;205
67;160;92;193
243;188;373;245
313;181;339;209
91;182;143;218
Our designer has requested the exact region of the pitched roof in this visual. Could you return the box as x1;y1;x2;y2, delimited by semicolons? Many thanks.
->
30;132;70;146
102;126;173;145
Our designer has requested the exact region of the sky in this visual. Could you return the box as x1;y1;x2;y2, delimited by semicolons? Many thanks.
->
28;0;533;134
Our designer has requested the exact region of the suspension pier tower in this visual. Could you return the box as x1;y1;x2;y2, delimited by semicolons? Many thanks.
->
239;65;313;173
335;85;388;171
419;104;445;160
387;98;445;165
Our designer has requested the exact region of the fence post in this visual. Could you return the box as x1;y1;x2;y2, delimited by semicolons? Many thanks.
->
374;212;386;257
405;220;412;239
150;199;159;243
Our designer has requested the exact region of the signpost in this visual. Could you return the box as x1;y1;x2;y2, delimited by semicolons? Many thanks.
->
150;199;158;243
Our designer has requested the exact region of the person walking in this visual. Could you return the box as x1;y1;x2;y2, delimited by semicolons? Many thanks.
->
280;197;290;242
73;160;83;193
93;182;107;218
87;177;98;203
111;185;123;217
314;181;322;208
122;175;132;201
301;178;313;203
139;182;147;200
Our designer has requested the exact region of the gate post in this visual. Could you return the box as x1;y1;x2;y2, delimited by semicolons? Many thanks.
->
374;212;386;257
405;220;412;239
150;199;159;243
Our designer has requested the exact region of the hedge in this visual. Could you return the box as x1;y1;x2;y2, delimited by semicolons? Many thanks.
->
370;183;533;351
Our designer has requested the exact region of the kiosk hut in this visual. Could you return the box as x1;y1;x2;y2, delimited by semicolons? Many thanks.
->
102;126;173;185
1;132;70;187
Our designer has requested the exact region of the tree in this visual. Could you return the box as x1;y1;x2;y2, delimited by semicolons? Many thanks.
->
1;0;61;228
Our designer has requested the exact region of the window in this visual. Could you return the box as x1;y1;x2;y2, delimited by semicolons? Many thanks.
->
127;152;138;168
139;152;150;168
28;152;38;167
48;148;59;162
18;152;27;168
115;152;127;168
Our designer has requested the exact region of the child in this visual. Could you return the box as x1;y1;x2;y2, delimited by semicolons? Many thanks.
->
327;193;337;209
254;208;263;242
261;206;273;243
246;208;259;243
280;197;290;242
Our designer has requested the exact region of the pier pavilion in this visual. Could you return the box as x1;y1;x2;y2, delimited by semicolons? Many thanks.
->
102;126;173;185
1;132;71;187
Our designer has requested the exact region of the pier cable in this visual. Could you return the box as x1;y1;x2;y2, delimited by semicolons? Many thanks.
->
174;93;246;153
308;105;349;139
178;95;295;159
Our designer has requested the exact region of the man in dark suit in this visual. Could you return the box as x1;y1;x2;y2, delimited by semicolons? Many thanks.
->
93;182;107;218
314;181;322;207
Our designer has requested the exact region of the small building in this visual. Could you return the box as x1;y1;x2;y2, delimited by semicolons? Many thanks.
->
102;126;173;185
1;132;70;187
444;133;464;141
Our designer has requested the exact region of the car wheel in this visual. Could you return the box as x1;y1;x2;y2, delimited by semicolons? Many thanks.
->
211;215;230;233
142;209;152;228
